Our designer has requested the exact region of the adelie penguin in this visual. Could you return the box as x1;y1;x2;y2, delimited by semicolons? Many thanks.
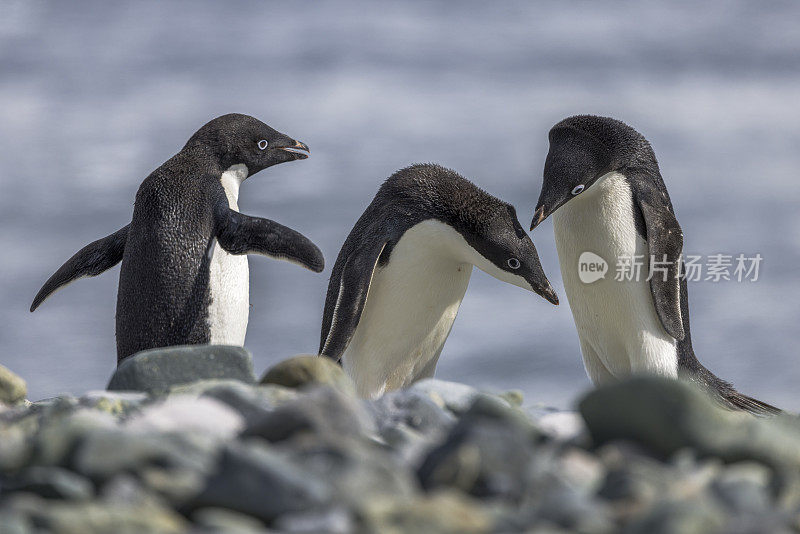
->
319;163;559;398
31;113;324;363
530;114;779;414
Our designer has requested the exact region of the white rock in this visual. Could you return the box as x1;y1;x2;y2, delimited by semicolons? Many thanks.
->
537;411;586;441
124;395;244;438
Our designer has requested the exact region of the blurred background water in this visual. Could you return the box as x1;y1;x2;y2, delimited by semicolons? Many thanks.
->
1;0;798;408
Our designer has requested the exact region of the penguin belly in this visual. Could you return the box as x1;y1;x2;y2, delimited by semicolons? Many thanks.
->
342;221;472;398
552;172;678;383
207;245;249;345
207;164;250;346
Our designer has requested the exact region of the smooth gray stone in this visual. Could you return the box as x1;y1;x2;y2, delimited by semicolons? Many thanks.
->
242;386;374;443
107;345;256;392
283;436;417;507
33;409;118;467
417;396;541;501
1;466;93;501
579;376;800;470
186;440;330;523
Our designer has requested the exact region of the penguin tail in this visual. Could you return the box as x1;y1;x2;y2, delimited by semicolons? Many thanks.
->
681;366;782;416
720;390;782;416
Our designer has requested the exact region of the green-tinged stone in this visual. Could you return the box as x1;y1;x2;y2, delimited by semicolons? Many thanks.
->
261;354;356;395
0;365;26;405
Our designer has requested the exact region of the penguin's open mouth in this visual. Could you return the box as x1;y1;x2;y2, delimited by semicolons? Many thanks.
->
277;140;310;159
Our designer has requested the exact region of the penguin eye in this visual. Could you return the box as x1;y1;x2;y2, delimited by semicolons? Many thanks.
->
571;185;585;195
257;140;269;150
507;258;521;270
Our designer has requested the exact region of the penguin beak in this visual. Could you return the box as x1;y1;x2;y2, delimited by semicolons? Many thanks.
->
277;140;310;160
533;279;559;305
530;205;549;230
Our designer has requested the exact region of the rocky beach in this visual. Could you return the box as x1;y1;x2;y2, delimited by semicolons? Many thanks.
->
1;347;798;533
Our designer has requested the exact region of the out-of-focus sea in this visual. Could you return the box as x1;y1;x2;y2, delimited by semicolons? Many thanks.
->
1;0;798;408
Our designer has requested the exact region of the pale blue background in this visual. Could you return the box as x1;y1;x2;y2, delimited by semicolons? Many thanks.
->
1;1;798;408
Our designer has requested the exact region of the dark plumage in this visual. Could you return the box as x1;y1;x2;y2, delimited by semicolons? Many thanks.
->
32;113;323;363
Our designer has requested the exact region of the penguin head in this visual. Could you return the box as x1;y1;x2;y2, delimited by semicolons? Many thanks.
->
382;163;559;305
461;204;559;305
531;115;645;229
185;113;309;175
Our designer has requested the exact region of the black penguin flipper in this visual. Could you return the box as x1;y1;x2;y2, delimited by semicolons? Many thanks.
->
627;169;685;341
214;205;324;273
30;225;129;312
319;241;387;362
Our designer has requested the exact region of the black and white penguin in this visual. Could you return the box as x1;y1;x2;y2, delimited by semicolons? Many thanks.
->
530;114;778;414
319;163;558;398
31;113;324;363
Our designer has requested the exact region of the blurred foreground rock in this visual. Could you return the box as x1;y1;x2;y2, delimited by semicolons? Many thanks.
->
0;364;27;405
1;351;798;533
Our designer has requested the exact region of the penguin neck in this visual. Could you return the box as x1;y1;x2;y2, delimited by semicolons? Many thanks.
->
405;220;533;293
220;164;249;210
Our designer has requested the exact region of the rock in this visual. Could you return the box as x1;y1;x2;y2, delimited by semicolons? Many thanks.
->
33;408;118;467
0;424;31;474
124;395;245;439
186;440;330;523
72;428;219;484
78;391;148;416
358;490;492;534
139;466;207;505
1;466;93;500
535;485;612;532
192;507;266;533
192;380;299;426
242;386;373;443
274;506;354;533
408;379;485;415
370;389;456;437
536;411;586;442
100;474;162;507
107;345;256;392
711;462;772;513
3;494;188;534
0;365;26;405
0;510;32;534
625;499;726;534
368;388;456;463
284;436;417;507
499;390;524;408
261;355;355;395
418;396;540;501
579;376;800;469
556;448;605;495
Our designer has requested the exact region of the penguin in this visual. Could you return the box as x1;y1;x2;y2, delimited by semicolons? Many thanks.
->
530;114;779;414
31;113;324;363
319;163;559;398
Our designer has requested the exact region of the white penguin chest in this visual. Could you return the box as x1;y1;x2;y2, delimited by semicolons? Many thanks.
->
342;221;473;398
552;172;677;382
207;165;249;345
